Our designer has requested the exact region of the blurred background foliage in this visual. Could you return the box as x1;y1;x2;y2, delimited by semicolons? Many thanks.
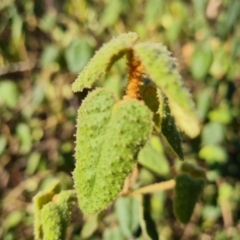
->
0;0;240;239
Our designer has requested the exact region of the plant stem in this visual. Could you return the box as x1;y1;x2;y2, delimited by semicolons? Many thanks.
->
124;51;143;99
129;179;175;195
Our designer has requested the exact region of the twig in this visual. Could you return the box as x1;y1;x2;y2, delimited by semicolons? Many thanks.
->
129;179;175;196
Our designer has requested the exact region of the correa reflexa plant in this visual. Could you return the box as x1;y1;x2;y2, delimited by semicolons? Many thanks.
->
33;32;206;240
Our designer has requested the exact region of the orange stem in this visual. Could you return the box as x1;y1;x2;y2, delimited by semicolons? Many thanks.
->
125;52;143;99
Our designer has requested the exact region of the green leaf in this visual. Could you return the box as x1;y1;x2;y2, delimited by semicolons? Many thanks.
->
100;0;122;27
140;81;183;159
25;152;41;176
208;103;232;124
54;190;75;236
72;32;138;92
33;191;55;240
139;79;159;125
16;123;32;154
173;173;205;224
134;42;200;138
138;136;170;176
191;46;213;80
0;81;19;109
65;39;93;74
199;144;228;164
40;202;62;240
209;47;230;79
11;13;23;44
73;88;152;214
203;205;221;220
201;122;224;145
33;180;60;239
41;45;60;67
196;88;212;120
115;196;140;238
3;211;25;231
157;89;183;160
103;227;125;240
80;215;98;239
138;195;158;240
145;0;164;24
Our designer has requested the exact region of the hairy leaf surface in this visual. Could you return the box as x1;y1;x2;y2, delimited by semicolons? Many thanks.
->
40;202;62;240
54;190;75;236
134;43;200;138
72;32;138;92
73;88;152;214
140;81;183;159
33;180;60;240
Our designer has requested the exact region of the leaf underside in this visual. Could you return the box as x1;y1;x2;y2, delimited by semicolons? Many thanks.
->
157;89;183;160
72;32;139;92
139;80;160;125
140;81;183;160
73;88;152;214
134;43;200;138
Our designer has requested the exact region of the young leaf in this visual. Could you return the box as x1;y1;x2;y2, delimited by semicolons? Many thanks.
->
33;180;61;239
173;173;205;224
157;89;183;160
40;202;62;240
33;191;55;240
139;79;183;159
134;42;200;138
54;190;75;237
73;88;152;214
72;32;138;92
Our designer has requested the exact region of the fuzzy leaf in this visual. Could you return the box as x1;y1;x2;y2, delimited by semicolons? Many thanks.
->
157;89;183;160
139;80;183;159
173;173;205;223
33;180;61;240
33;191;55;240
73;88;152;214
134;42;200;138
54;190;75;236
72;32;138;92
40;202;62;240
